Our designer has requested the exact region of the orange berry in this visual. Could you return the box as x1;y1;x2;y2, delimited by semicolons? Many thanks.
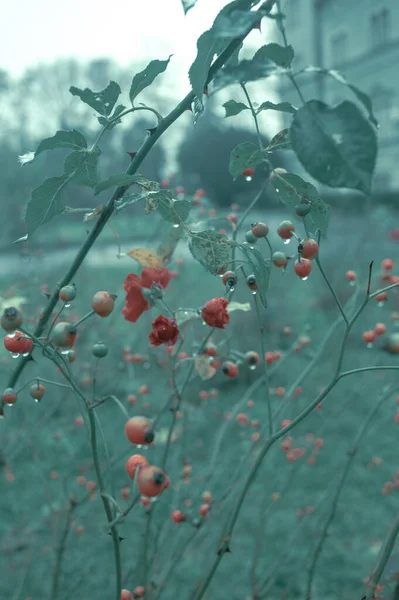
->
92;291;116;318
171;510;185;523
137;466;169;497
125;417;154;446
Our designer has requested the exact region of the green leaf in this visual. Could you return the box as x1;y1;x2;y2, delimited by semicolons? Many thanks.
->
94;173;149;195
189;230;232;276
97;104;126;129
212;55;277;89
64;148;101;188
255;43;294;68
158;198;192;224
239;245;271;308
303;67;378;127
24;175;69;236
223;100;249;118
229;142;265;179
256;101;296;115
181;0;198;14
129;56;172;105
69;81;121;116
290;100;377;194
266;128;292;151
269;172;330;237
35;130;87;159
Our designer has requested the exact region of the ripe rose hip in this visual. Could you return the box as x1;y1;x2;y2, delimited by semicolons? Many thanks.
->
222;361;239;377
59;284;76;303
375;323;386;336
4;331;33;355
244;351;260;367
345;270;356;282
1;307;23;332
385;333;399;354
171;510;185;523
382;258;394;271
125;416;154;446
245;230;258;244
133;586;145;598
222;271;238;289
272;251;288;268
362;330;376;344
2;388;17;405
51;322;77;348
121;590;133;600
294;259;312;278
30;383;45;401
277;220;295;240
246;274;258;292
242;167;255;177
251;222;269;238
199;503;210;517
125;454;149;479
137;465;169;497
299;238;318;260
92;291;116;318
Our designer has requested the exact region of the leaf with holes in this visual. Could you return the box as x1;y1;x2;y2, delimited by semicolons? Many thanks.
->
129;56;172;104
35;130;87;159
239;245;270;308
267;128;291;151
256;101;296;115
64;148;101;188
158;198;192;225
189;230;231;276
270;172;330;237
24;175;70;237
127;249;165;269
94;173;149;195
229;142;265;179
223;100;249;118
69;81;121;116
290;100;377;194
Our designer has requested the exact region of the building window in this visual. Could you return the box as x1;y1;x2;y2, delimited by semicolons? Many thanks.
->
330;32;348;66
370;9;390;48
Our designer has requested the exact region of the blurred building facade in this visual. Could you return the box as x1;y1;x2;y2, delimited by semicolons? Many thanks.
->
274;0;399;192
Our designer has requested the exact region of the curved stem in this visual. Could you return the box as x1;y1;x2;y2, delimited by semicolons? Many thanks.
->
241;83;263;150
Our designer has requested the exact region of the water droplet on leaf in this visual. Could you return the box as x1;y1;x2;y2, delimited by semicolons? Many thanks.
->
245;176;252;182
283;239;291;245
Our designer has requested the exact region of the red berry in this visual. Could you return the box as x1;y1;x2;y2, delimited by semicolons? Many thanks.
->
362;330;376;344
137;465;169;497
272;252;288;268
92;291;116;317
244;351;260;366
246;274;258;291
171;510;185;523
59;284;76;302
375;323;387;336
121;590;133;600
382;258;394;271
242;167;255;177
222;361;239;377
2;388;17;405
125;454;149;479
251;222;269;238
125;417;154;446
4;331;33;355
51;322;77;348
294;259;312;278
30;383;45;401
1;307;23;332
277;220;295;240
299;238;318;260
345;270;356;281
199;503;210;517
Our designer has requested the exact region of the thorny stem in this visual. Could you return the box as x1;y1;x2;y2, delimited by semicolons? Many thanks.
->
305;384;398;600
4;0;277;399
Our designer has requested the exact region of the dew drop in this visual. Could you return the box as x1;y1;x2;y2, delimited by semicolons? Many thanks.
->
245;176;252;182
202;320;207;326
249;365;256;371
7;332;16;339
5;402;14;407
11;352;20;359
301;276;309;281
283;239;291;245
34;398;40;403
149;496;159;504
64;302;71;308
173;223;180;229
136;444;143;449
367;342;373;349
61;349;70;355
275;188;279;192
228;287;235;293
349;281;355;287
22;352;30;357
378;302;384;308
251;290;258;295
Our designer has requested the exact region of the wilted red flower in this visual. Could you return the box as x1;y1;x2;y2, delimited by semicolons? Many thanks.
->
201;297;230;329
123;268;172;323
149;315;179;347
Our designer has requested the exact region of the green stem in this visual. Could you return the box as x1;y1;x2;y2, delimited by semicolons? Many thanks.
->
241;82;263;150
253;294;273;436
366;512;399;598
50;500;76;600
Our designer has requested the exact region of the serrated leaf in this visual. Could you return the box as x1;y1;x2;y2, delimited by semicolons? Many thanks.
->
69;81;121;116
158;198;191;224
129;56;172;105
181;0;198;14
127;249;165;268
256;101;296;115
266;128;291;151
24;175;69;236
239;245;270;308
189;230;231;276
212;7;263;38
97;104;127;129
229;142;266;179
270;172;330;237
255;43;294;68
213;56;277;90
223;100;249;118
290;100;377;194
64;148;101;188
35;130;87;159
303;67;378;128
94;173;149;195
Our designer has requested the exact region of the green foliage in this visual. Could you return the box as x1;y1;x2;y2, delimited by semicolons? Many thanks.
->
64;148;101;188
129;56;172;105
97;104;126;129
256;101;296;115
35;130;87;159
229;142;265;179
69;81;121;116
290;100;378;194
266;128;292;151
94;173;149;196
189;230;231;275
24;175;70;236
223;100;249;118
180;0;198;14
270;172;330;237
303;67;378;127
255;42;294;68
158;197;192;224
239;244;271;308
